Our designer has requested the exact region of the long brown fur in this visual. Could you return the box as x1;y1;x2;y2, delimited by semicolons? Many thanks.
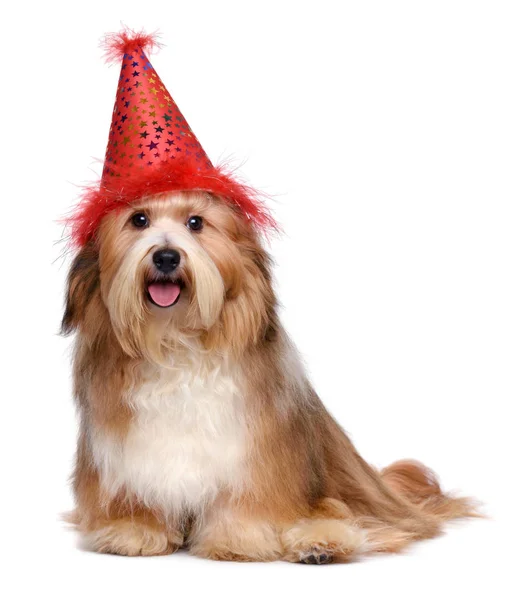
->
63;191;477;562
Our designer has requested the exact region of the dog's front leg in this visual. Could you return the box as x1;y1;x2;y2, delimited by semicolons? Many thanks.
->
81;514;183;557
70;446;184;557
188;497;283;562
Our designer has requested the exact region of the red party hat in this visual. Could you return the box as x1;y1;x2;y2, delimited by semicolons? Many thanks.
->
68;28;276;247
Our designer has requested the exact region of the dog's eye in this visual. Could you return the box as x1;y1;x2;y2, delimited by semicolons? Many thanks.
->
131;212;149;228
187;215;203;232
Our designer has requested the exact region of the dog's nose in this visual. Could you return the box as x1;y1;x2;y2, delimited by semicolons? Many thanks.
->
153;249;181;274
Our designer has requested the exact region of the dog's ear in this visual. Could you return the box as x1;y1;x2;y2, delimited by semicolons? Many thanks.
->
61;240;100;334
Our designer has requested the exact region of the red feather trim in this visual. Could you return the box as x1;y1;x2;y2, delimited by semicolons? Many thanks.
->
66;161;277;248
101;27;162;63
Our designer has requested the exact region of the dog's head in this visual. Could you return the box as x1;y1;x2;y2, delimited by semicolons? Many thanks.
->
62;191;275;360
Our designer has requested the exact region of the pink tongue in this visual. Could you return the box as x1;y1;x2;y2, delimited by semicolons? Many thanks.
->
148;282;181;307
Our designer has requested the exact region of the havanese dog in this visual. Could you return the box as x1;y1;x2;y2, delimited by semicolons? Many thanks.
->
62;190;476;563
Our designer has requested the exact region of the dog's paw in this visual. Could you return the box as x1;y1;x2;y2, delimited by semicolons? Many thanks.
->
282;518;367;564
299;545;334;565
84;521;180;557
197;548;258;562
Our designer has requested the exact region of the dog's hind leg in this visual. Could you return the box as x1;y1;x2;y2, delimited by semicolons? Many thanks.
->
281;517;367;564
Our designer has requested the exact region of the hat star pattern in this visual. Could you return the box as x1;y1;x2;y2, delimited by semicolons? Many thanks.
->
103;47;212;181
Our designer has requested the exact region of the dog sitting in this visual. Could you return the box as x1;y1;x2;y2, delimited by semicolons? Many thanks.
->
62;190;475;562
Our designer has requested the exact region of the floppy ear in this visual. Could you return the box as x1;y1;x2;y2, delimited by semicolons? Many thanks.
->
61;240;100;334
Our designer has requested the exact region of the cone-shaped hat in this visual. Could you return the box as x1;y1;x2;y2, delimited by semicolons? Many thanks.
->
69;29;275;246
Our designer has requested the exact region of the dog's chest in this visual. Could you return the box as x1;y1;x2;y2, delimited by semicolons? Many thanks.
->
92;362;247;514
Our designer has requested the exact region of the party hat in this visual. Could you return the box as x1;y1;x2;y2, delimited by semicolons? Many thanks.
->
69;29;275;246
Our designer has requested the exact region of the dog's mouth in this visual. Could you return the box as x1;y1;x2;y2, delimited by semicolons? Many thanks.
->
146;279;184;308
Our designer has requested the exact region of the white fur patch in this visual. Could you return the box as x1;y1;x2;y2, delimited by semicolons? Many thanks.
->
91;353;247;517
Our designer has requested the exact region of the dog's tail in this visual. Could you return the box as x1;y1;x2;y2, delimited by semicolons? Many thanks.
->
380;459;479;522
350;459;480;554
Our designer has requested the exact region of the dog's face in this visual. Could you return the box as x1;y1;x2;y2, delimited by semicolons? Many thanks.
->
63;191;275;360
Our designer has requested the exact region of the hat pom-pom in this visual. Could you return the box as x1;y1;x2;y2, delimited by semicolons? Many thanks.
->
101;27;162;63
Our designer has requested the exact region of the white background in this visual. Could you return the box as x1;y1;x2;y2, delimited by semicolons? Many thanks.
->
1;1;507;598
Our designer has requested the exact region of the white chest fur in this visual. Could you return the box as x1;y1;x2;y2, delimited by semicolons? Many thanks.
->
91;356;247;515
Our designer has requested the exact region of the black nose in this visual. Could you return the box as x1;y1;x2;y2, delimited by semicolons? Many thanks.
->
152;249;181;274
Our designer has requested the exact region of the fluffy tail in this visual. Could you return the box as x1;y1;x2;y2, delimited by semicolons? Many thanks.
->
380;459;479;521
351;459;480;554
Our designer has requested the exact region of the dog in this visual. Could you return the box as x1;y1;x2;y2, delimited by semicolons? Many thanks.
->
62;189;475;562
